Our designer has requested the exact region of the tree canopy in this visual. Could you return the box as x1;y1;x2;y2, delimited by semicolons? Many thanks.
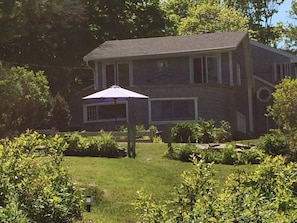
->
0;65;50;137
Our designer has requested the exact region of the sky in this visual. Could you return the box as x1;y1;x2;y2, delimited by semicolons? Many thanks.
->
272;0;296;25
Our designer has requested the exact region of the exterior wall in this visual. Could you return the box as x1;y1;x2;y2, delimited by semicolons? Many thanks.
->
133;56;190;85
251;44;293;136
251;44;290;83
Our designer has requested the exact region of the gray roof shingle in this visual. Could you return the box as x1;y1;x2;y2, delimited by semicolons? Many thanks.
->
83;31;248;61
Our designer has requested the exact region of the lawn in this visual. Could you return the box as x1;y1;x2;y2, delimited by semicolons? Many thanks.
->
63;143;247;223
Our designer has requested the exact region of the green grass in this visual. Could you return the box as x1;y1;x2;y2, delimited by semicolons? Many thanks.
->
63;143;247;223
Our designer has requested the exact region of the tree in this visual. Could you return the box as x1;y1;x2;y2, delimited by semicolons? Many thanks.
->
49;93;71;131
161;0;199;35
177;1;248;35
0;0;93;99
224;0;285;46
87;0;167;42
267;77;297;157
0;65;50;137
283;0;297;51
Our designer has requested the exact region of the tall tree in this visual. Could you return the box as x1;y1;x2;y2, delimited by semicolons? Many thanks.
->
161;0;199;35
0;65;50;137
178;1;248;35
0;0;93;99
87;0;167;42
224;0;285;46
284;0;297;51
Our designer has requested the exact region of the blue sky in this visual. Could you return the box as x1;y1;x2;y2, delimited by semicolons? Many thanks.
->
272;0;295;25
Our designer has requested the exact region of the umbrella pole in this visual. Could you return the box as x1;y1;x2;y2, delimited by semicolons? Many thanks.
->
114;98;117;130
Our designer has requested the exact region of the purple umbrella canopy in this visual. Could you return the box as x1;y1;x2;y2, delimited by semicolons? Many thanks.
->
82;85;149;129
82;85;148;102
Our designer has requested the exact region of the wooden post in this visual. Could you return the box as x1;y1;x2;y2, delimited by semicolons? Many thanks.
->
127;124;136;158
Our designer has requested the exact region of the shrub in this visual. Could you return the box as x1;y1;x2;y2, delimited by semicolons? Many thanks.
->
98;132;121;158
171;122;196;143
177;144;198;162
135;156;297;222
258;129;290;157
213;120;232;142
196;118;215;143
63;131;124;158
221;145;238;165
0;131;83;223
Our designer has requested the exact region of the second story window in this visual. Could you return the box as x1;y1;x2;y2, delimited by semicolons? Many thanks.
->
104;62;130;87
193;56;219;84
273;63;290;82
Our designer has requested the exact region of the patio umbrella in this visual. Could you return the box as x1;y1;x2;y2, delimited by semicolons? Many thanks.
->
82;85;149;129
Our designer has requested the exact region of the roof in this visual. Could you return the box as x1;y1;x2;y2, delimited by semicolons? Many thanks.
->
250;40;297;63
83;31;248;61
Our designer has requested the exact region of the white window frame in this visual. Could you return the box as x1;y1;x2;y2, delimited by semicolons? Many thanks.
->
102;61;133;88
236;111;246;134
273;63;290;81
149;97;198;125
83;102;128;123
190;54;222;84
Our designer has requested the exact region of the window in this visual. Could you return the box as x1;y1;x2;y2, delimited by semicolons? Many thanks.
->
104;62;130;87
193;56;219;84
236;112;246;133
157;60;168;73
84;103;127;123
274;63;290;81
150;98;197;123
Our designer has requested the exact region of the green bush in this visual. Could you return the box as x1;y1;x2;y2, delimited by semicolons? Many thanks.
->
213;120;232;142
171;119;232;144
171;122;196;143
221;145;238;165
258;129;290;157
0;131;83;223
166;144;265;165
63;131;124;158
135;156;297;222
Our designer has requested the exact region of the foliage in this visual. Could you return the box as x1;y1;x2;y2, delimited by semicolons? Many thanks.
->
0;131;83;222
63;131;124;158
258;129;290;157
196;118;215;143
171;119;232;143
213;120;232;142
178;1;248;35
135;156;297;222
267;77;297;159
224;0;285;46
171;122;196;143
0;65;50;137
167;144;266;164
49;92;71;131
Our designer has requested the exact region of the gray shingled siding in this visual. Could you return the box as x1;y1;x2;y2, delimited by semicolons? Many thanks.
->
133;57;190;85
251;44;290;83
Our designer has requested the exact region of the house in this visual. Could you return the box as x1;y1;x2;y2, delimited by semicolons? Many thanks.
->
70;30;297;139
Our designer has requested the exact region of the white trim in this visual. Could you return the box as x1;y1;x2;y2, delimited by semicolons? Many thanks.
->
101;61;132;88
247;88;254;133
149;97;198;125
94;62;99;90
254;76;275;88
229;52;234;86
256;87;271;102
